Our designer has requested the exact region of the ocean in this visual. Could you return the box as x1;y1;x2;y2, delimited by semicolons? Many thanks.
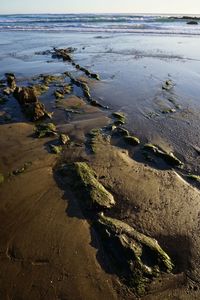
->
0;14;200;35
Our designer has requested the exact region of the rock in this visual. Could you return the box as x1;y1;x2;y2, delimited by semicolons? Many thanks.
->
14;87;38;104
162;80;173;91
90;99;104;108
3;87;12;96
112;112;126;124
33;84;49;96
187;21;198;25
59;162;115;210
11;162;32;176
144;144;183;167
5;73;16;91
187;174;200;182
24;102;50;121
52;48;74;62
124;135;140;146
35;123;57;138
54;90;64;99
114;127;129;136
95;213;174;294
59;133;70;145
90;73;100;80
63;84;72;94
49;144;63;154
161;108;176;114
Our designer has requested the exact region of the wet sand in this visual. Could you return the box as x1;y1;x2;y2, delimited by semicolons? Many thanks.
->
0;42;200;299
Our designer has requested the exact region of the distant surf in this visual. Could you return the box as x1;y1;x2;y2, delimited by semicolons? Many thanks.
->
0;14;200;35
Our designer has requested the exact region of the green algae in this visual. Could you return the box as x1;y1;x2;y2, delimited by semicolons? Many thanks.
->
60;162;115;210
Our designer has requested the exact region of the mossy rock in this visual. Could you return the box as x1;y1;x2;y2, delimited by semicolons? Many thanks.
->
143;143;158;152
23;102;51;121
33;84;49;96
95;213;174;294
0;173;4;184
112;112;126;126
115;127;129;136
90;73;100;80
162;80;173;91
59;162;115;210
54;90;64;99
63;84;72;94
187;174;200;183
161;108;176;114
11;162;32;176
124;135;140;146
49;144;63;154
35;123;57;138
59;133;70;145
144;144;183;167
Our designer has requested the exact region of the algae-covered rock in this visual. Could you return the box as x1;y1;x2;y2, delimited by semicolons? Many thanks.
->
24;102;50;121
162;80;173;91
35;123;57;138
60;162;115;210
187;174;200;182
54;90;64;99
5;73;16;91
114;127;129;136
90;73;100;80
124;135;140;146
144;144;183;167
11;162;32;176
49;144;63;154
59;133;70;145
14;87;38;104
52;48;74;62
95;213;173;294
112;112;126;125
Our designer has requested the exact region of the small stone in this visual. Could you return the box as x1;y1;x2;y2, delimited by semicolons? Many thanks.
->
59;133;70;145
49;145;63;154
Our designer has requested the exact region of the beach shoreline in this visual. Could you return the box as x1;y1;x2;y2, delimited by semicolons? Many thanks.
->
0;30;200;299
0;23;200;300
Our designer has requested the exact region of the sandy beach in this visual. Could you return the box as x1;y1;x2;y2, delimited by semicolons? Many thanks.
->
0;15;200;299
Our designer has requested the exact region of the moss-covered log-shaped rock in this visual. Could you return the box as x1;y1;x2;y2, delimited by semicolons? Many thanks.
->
95;213;174;294
59;162;115;210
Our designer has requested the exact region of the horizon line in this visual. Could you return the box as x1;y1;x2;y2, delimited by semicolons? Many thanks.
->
0;12;200;16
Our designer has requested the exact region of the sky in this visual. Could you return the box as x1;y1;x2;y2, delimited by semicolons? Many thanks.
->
0;0;200;15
